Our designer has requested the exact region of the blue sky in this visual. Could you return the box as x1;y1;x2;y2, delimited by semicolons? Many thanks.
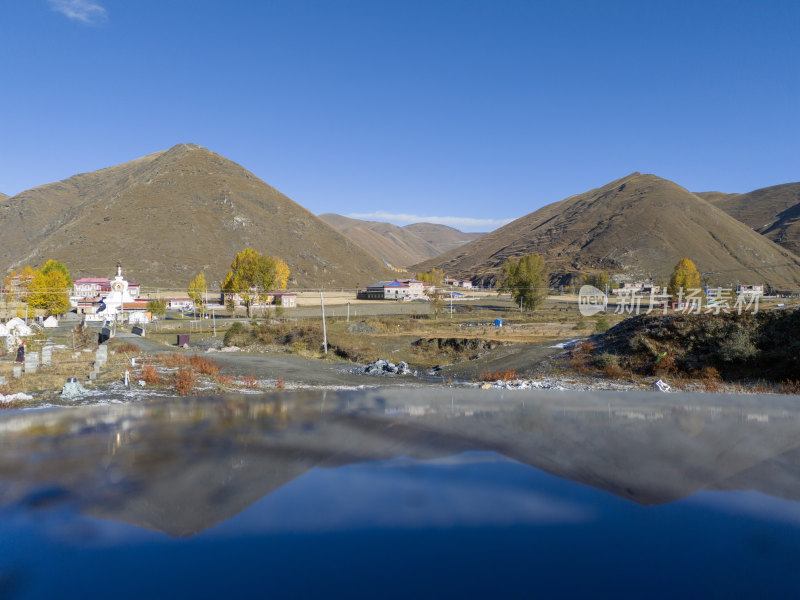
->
1;1;798;231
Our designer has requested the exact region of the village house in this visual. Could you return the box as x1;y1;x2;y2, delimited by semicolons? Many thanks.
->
222;290;296;308
267;292;297;308
360;281;411;300
736;285;763;298
73;277;140;299
166;298;195;311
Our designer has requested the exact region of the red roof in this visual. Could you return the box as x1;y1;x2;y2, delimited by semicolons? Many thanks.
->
74;278;109;284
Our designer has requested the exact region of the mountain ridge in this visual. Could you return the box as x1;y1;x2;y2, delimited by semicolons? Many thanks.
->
0;144;392;288
318;214;485;268
698;182;800;256
413;172;800;288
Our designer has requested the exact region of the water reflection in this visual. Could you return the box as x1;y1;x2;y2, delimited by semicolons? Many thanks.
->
0;389;799;536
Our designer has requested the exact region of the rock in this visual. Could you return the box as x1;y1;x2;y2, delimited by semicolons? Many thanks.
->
61;380;89;400
360;358;412;376
347;321;377;334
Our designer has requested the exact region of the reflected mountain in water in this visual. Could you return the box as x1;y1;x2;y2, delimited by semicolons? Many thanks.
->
1;389;799;537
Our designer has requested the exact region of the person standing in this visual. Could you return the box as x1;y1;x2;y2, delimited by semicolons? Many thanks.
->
15;341;25;363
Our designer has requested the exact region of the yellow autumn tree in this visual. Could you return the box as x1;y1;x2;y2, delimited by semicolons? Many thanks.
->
274;258;290;290
187;272;208;317
4;266;37;300
27;268;72;316
668;258;701;298
416;268;444;285
222;248;289;317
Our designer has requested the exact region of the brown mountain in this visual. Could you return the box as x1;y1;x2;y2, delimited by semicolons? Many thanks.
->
0;193;7;201
318;214;485;268
414;172;800;288
318;213;440;268
698;183;800;256
0;144;392;288
403;222;485;255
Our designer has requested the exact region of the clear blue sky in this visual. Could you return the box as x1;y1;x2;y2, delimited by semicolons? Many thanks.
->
2;1;798;231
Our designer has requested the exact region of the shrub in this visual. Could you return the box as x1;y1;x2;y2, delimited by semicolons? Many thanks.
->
718;329;758;362
698;366;723;392
780;380;800;395
113;343;140;355
277;377;284;389
141;365;161;384
224;321;246;347
595;316;610;333
595;353;625;378
174;367;196;395
188;355;220;377
478;368;516;382
241;373;259;389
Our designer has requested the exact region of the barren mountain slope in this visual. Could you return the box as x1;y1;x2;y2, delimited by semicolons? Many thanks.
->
0;144;391;288
0;193;8;200
318;213;440;267
699;183;800;256
403;223;485;255
414;173;800;288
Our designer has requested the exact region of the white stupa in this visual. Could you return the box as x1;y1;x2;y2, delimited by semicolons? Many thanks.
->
101;263;135;320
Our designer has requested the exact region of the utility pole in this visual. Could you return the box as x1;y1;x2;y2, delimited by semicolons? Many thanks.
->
320;291;328;355
347;301;350;322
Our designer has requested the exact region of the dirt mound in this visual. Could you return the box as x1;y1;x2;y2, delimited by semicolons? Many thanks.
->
412;337;508;360
586;308;800;381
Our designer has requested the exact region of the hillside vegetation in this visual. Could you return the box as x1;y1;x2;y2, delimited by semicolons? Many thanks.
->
587;308;800;382
414;173;800;289
699;182;800;256
0;144;392;288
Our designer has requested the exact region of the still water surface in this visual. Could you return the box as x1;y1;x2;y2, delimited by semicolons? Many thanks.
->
1;389;799;598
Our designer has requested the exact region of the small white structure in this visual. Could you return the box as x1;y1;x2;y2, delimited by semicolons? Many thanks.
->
129;311;151;325
100;263;137;320
5;318;32;337
43;316;58;328
166;298;194;310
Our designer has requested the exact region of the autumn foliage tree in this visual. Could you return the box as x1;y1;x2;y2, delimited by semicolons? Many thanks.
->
222;248;290;317
3;266;37;300
498;254;548;312
416;268;444;286
668;258;701;298
26;261;73;316
187;273;208;317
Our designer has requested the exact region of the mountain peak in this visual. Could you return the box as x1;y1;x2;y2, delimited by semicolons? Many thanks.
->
414;173;800;288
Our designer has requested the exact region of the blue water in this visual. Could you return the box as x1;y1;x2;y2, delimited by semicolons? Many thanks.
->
1;390;799;598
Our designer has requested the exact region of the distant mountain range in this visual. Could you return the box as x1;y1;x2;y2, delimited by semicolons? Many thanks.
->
318;213;483;268
413;173;800;289
0;144;393;288
3;146;800;290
